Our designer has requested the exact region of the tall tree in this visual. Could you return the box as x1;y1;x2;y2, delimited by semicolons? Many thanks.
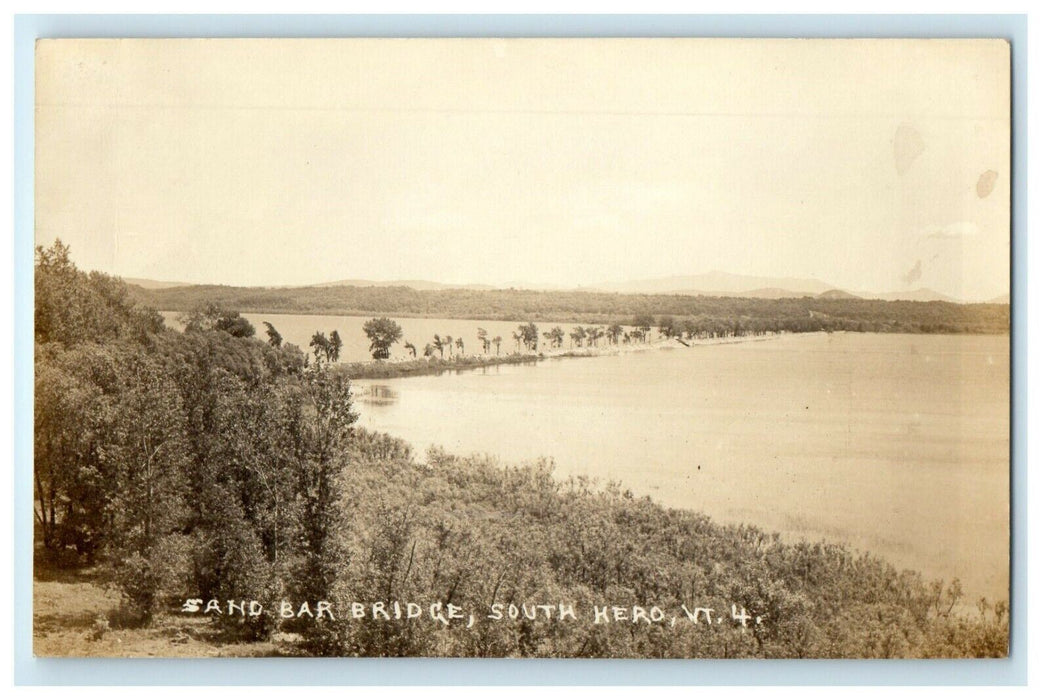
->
515;323;538;352
105;357;192;620
658;316;679;340
310;331;331;364
289;366;358;608
263;321;283;348
633;314;655;342
362;318;403;360
327;330;343;362
34;349;109;556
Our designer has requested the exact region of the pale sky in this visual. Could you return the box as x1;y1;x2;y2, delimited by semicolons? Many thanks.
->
35;38;1011;300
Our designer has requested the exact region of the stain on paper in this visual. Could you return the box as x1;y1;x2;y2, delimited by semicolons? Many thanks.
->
976;170;998;198
893;124;925;175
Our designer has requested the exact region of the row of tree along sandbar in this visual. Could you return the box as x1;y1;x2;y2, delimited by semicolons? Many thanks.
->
129;282;1010;335
249;313;781;380
160;292;1007;381
36;240;1008;658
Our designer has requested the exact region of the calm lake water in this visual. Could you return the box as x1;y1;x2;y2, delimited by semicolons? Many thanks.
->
353;332;1010;603
161;311;610;362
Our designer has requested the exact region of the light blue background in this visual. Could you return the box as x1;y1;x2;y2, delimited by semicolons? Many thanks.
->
13;13;1028;686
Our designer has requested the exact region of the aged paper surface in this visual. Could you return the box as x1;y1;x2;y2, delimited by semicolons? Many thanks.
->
34;38;1010;658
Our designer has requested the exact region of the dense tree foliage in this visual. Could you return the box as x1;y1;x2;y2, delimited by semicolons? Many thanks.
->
36;240;165;346
308;329;344;364
35;241;353;630
362;317;403;360
180;302;256;338
129;283;1009;335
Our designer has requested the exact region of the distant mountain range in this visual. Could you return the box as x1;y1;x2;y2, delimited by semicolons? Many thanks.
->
590;271;835;296
121;272;1008;304
313;278;500;291
121;277;194;290
582;272;992;303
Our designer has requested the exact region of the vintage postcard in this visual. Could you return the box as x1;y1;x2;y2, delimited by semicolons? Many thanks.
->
33;38;1011;658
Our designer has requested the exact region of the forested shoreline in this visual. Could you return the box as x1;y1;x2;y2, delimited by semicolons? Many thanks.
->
129;282;1010;335
34;241;1009;658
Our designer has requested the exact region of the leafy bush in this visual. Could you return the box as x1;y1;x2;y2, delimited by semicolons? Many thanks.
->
297;434;1009;659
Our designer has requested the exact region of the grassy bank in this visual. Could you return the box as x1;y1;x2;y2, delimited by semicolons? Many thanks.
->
337;352;541;380
33;564;286;658
335;341;686;380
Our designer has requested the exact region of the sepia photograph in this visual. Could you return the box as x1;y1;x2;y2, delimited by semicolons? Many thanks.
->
31;37;1012;659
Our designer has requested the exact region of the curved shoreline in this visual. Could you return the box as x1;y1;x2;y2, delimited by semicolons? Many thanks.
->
337;331;795;380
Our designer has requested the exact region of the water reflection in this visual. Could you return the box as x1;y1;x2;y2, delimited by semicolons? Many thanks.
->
356;384;399;405
427;359;540;377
